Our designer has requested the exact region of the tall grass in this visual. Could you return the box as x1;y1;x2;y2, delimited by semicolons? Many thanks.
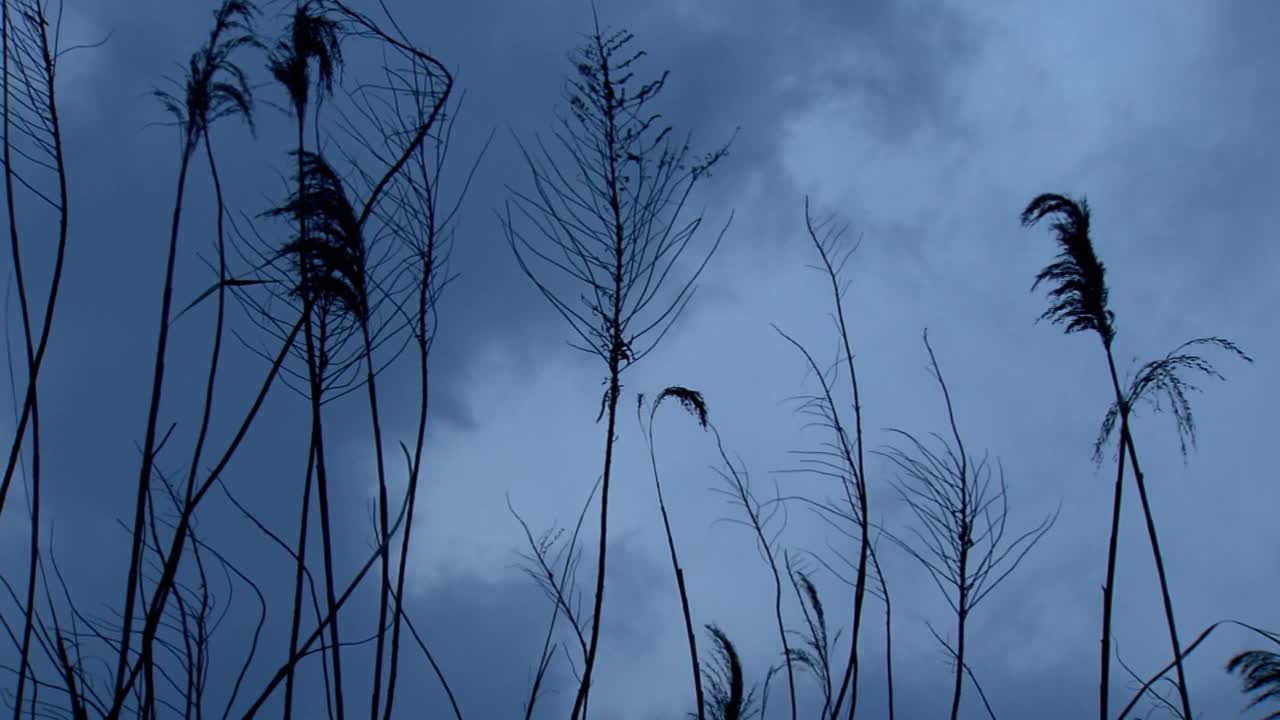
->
503;11;730;717
0;4;1272;718
879;332;1054;720
1022;192;1250;720
1;0;69;714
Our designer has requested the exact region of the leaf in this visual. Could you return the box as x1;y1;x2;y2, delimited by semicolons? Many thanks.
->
174;277;273;322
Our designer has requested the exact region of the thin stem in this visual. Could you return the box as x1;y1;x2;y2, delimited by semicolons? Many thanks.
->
644;400;704;720
294;114;347;719
381;178;439;720
570;362;620;720
284;434;317;719
363;318;392;720
572;21;626;720
112;317;306;713
1099;430;1127;720
1105;347;1193;720
0;0;70;525
113;137;197;710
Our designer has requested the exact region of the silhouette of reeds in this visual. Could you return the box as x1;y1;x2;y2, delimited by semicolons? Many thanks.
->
879;331;1055;720
707;419;796;720
1;0;72;713
1228;650;1280;718
502;12;730;718
701;624;767;720
1;4;1275;717
109;1;259;714
642;386;711;719
780;198;874;720
266;4;350;713
1023;192;1251;720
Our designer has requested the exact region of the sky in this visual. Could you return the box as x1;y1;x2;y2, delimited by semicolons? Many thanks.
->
2;0;1278;717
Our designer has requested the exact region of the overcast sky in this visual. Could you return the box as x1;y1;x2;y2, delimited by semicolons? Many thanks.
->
2;0;1278;717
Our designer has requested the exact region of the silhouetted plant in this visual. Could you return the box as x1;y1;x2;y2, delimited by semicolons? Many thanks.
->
269;0;341;119
236;481;417;718
162;5;260;706
701;625;761;720
880;331;1055;720
237;7;456;716
772;197;874;720
786;562;836;717
266;3;349;713
502;12;731;718
1094;337;1251;462
1228;651;1280;718
4;2;1276;717
110;0;260;713
1023;192;1153;720
323;25;465;716
258;8;455;712
1115;642;1185;719
1;0;74;714
1023;193;1114;344
512;479;601;720
1;1;458;717
1024;193;1143;720
1111;620;1280;720
1023;191;1250;720
868;540;895;720
0;0;80;520
708;417;797;720
642;386;712;719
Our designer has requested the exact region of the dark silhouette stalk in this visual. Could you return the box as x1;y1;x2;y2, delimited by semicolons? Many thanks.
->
378;85;462;720
1099;423;1127;719
239;486;413;718
284;436;318;719
935;337;971;720
13;371;41;720
395;590;464;720
570;24;630;718
0;0;71;525
1118;620;1280;720
138;116;240;716
2;2;55;713
1108;350;1192;720
574;359;620;720
505;12;729;717
295;130;347;720
266;5;347;711
869;543;894;720
1019;193;1235;720
379;161;437;720
950;577;968;720
113;126;197;709
179;125;232;575
514;478;600;720
881;332;1054;720
711;424;797;720
360;317;392;720
644;388;710;719
110;4;259;711
111;316;304;713
800;199;870;720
